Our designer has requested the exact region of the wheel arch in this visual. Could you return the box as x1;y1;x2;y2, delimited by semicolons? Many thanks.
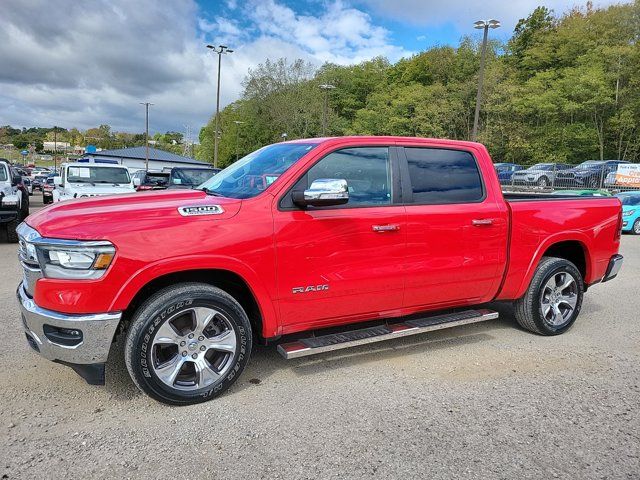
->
514;235;592;299
113;262;278;341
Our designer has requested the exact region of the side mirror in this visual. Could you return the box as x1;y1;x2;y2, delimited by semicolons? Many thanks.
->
133;178;141;187
292;178;349;207
54;176;63;186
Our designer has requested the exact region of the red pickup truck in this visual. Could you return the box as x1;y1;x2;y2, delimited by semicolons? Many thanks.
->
17;137;623;405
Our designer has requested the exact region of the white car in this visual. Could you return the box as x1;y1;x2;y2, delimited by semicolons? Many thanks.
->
53;163;135;202
29;167;51;179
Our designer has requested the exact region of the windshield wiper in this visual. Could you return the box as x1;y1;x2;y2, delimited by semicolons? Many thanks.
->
202;187;223;197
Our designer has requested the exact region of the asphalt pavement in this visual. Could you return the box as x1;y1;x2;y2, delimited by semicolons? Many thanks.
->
0;197;638;479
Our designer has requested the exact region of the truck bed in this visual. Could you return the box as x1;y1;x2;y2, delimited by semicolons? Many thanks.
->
496;193;622;300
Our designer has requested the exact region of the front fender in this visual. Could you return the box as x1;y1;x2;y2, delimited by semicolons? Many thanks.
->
109;254;279;338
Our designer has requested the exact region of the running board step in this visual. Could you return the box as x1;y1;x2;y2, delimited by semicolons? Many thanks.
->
277;309;498;359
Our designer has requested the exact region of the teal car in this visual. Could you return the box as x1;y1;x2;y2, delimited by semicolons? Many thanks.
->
617;193;640;234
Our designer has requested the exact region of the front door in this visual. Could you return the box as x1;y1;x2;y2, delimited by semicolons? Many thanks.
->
274;146;406;333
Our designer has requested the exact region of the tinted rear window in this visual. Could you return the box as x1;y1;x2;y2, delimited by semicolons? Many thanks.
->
405;148;483;204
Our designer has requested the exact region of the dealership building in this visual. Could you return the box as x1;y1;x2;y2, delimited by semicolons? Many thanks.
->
80;146;210;171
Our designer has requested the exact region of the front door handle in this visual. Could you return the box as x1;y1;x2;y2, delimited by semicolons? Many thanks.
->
372;224;400;232
472;218;494;226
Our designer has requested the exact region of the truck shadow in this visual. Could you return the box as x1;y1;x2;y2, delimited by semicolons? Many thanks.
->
104;314;517;402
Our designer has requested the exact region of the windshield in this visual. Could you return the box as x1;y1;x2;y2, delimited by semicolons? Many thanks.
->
171;168;217;186
199;143;317;199
67;166;131;184
619;195;640;206
577;161;602;169
529;163;553;170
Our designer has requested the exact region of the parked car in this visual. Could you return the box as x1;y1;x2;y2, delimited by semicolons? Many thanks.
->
167;166;220;189
16;137;623;405
42;177;55;204
616;193;640;234
494;163;524;185
555;160;629;188
32;174;48;192
52;163;135;202
29;167;51;179
553;189;613;197
22;177;33;196
132;170;170;191
511;163;572;187
0;159;29;242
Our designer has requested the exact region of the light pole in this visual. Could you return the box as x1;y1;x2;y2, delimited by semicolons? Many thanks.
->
233;120;245;161
53;126;57;171
281;133;288;142
319;84;335;136
140;102;153;170
207;44;234;168
471;19;500;142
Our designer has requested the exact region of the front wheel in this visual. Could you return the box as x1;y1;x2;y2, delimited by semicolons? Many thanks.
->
632;219;640;235
125;283;252;406
514;257;584;335
537;176;549;187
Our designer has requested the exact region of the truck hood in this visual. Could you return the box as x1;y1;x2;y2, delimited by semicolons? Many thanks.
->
26;189;242;240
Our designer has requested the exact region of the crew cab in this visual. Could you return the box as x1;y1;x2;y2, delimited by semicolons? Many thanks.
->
16;137;623;405
52;163;135;202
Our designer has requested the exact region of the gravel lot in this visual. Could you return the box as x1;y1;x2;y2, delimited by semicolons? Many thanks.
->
1;197;638;479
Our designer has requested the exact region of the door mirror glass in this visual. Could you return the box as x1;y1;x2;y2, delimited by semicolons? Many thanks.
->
293;178;349;207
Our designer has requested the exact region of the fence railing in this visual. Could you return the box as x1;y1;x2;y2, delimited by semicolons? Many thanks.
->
499;163;640;195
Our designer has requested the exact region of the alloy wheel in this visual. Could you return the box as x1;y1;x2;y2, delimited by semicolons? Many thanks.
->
151;307;237;391
540;271;578;327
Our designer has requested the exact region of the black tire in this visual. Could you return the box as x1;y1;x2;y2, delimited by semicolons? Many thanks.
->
632;219;640;235
537;176;549;187
6;218;19;243
125;283;252;406
587;176;599;188
514;257;584;336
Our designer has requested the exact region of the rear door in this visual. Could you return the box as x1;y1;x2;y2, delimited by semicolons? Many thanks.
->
399;145;508;309
274;145;406;332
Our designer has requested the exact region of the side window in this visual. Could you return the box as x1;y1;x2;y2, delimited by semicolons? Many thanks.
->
305;147;391;207
404;148;483;204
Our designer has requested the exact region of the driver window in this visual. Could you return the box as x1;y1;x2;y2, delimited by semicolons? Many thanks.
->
306;147;391;207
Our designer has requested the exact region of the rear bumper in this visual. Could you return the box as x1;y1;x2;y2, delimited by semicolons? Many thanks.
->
602;254;623;282
17;283;121;383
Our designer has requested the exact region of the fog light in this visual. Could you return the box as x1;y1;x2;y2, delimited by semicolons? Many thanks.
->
43;324;83;347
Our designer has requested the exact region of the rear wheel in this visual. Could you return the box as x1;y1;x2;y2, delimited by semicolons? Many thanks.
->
514;257;583;335
125;283;252;405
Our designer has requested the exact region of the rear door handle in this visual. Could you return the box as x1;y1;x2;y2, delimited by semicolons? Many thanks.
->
372;224;400;232
472;219;494;226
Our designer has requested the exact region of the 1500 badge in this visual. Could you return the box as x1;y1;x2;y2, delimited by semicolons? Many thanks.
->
292;284;329;294
178;205;225;216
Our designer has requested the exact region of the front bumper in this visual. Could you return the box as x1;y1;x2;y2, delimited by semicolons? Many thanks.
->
0;209;19;224
17;283;121;383
602;254;623;282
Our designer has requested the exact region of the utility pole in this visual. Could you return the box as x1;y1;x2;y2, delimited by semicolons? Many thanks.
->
319;84;335;136
471;19;500;142
140;102;153;170
206;44;234;168
53;126;57;171
233;120;245;162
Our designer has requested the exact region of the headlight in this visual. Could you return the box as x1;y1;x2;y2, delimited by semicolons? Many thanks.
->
38;244;115;279
623;210;635;217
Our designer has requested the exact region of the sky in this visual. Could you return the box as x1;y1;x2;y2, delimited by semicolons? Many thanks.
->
0;0;622;137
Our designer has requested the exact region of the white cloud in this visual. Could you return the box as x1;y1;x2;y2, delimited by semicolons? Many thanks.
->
0;0;404;133
361;0;622;33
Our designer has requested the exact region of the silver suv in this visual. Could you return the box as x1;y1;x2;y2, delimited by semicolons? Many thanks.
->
0;159;29;242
